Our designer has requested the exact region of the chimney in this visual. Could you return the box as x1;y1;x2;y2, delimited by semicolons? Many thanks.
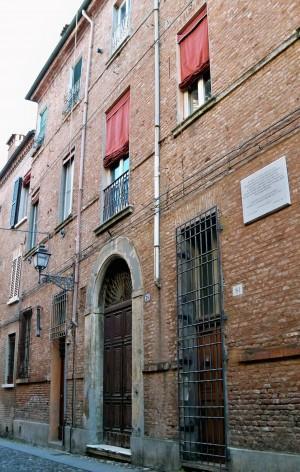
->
6;134;25;161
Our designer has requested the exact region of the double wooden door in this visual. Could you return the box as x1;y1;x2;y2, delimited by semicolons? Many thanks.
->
103;300;132;448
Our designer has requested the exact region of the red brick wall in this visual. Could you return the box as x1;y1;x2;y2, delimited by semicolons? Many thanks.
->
0;0;299;457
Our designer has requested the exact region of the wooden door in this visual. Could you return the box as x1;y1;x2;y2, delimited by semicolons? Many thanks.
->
196;327;225;463
103;300;132;447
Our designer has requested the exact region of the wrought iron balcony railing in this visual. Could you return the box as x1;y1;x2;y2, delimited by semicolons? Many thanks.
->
112;14;129;52
63;80;81;115
103;171;129;222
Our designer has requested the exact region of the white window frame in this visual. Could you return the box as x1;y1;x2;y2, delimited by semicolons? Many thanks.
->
183;75;210;120
7;247;22;305
112;0;130;52
35;107;48;147
28;200;38;251
61;157;74;221
16;184;29;226
111;156;129;183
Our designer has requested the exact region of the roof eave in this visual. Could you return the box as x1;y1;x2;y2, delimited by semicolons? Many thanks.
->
25;0;93;102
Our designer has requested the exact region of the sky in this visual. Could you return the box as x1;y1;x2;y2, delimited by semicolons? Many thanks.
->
0;1;84;169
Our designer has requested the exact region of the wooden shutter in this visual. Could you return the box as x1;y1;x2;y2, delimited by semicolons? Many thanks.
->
9;248;22;302
10;178;22;227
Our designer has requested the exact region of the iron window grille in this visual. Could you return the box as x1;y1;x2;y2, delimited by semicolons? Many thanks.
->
6;333;16;384
17;310;32;379
103;170;129;222
176;207;226;467
51;291;67;339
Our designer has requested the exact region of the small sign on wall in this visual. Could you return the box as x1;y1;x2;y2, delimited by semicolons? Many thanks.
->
240;156;291;224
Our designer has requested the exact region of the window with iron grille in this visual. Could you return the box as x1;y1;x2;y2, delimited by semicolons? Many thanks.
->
176;208;226;466
17;310;32;379
51;291;67;339
8;248;22;303
5;333;16;384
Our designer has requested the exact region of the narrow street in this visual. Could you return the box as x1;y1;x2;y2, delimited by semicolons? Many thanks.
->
0;439;149;472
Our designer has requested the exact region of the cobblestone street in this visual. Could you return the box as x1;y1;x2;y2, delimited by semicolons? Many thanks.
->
0;439;149;472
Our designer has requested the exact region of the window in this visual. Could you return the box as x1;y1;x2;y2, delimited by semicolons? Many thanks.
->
103;90;130;221
17;310;32;379
34;107;48;147
51;292;67;339
3;333;16;385
112;0;130;52
183;70;211;119
27;199;38;251
8;248;22;304
178;5;211;119
10;174;30;228
176;208;225;465
60;157;74;221
64;58;82;113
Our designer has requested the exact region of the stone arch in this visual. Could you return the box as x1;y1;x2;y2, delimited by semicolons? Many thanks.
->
83;237;144;446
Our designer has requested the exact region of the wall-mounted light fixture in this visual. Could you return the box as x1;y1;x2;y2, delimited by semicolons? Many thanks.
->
33;244;74;291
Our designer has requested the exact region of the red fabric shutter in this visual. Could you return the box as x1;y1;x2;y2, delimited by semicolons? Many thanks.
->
104;90;130;168
178;6;209;90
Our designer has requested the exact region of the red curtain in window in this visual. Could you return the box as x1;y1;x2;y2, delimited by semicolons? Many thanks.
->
104;90;130;168
178;6;209;90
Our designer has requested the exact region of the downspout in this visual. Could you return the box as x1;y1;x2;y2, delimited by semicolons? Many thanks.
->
154;0;161;287
70;8;94;451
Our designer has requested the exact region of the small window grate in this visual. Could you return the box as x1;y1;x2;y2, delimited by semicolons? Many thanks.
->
176;207;226;466
51;291;67;339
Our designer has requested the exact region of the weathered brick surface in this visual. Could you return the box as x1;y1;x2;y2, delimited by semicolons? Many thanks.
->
0;0;299;465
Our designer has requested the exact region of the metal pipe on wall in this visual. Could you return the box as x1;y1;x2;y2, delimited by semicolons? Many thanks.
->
70;8;94;452
154;0;161;287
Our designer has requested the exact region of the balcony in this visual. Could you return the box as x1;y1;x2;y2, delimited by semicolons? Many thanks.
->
63;80;81;115
112;14;129;53
103;171;129;222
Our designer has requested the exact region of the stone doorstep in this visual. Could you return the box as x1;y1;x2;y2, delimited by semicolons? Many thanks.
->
181;461;227;472
86;444;131;463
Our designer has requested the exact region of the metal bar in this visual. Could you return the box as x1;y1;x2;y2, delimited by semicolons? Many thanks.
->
177;208;226;465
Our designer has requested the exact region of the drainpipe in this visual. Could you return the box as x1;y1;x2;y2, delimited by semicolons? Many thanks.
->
72;10;94;325
70;8;94;451
154;0;161;287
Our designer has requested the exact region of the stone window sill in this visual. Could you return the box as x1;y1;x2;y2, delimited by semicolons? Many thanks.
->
106;35;130;68
54;214;75;234
172;96;217;137
7;297;19;306
62;99;82;122
94;205;133;236
1;384;14;389
14;217;28;229
16;378;29;384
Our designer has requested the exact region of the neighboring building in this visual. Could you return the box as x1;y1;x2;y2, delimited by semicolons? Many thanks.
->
0;1;299;471
0;130;34;436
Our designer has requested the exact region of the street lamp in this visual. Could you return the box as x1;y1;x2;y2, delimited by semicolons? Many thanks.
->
33;244;74;291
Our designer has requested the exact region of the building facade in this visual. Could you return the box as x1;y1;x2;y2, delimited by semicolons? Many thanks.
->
0;1;299;471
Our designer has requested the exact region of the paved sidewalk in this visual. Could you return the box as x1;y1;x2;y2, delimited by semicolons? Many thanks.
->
0;438;149;472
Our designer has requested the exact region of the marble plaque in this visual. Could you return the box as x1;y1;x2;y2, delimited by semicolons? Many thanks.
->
241;156;291;224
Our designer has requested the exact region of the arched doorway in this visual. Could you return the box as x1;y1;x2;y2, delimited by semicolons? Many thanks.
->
102;258;132;448
84;237;144;452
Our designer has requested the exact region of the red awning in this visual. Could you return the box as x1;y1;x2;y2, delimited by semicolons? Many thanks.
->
178;6;209;89
104;90;130;168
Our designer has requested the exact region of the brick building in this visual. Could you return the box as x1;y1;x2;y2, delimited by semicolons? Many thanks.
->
0;1;299;471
